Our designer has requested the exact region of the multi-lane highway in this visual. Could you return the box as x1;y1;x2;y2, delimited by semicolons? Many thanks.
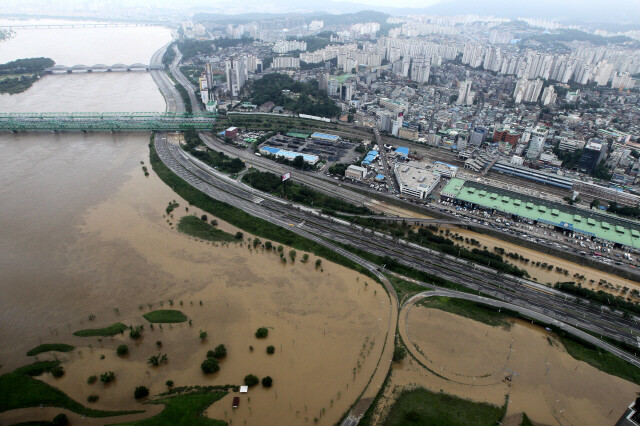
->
155;55;640;424
149;43;185;113
154;130;640;426
156;130;640;357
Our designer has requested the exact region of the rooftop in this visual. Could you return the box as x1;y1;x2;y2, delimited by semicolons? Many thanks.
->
442;178;640;249
396;162;440;192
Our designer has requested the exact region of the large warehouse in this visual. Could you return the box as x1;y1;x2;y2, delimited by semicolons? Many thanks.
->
395;162;441;199
441;178;640;249
310;132;340;142
260;146;319;165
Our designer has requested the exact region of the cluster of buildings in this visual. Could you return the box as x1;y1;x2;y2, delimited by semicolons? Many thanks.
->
273;40;307;53
183;13;640;212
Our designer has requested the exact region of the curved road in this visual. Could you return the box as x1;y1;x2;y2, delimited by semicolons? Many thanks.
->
400;289;640;370
150;43;185;113
155;133;398;422
153;50;640;425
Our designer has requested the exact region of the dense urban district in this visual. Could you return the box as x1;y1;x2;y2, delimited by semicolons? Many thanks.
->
5;6;640;426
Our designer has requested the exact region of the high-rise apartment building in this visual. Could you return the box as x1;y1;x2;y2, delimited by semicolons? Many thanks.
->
225;57;247;97
457;80;474;106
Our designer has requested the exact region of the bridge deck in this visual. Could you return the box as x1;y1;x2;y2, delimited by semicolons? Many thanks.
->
0;112;217;132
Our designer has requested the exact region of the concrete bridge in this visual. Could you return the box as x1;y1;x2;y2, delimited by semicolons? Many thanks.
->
0;112;217;133
44;63;164;73
0;23;157;30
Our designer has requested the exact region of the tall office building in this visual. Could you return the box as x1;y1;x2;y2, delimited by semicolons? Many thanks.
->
392;115;403;137
377;111;393;133
319;73;329;92
205;63;214;96
577;139;607;174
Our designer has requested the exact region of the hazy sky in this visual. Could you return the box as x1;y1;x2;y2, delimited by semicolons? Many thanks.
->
4;0;640;22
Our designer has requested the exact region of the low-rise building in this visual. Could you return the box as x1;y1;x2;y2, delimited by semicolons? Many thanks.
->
310;132;340;142
394;161;441;199
225;126;239;139
398;127;419;140
345;165;367;180
259;146;319;165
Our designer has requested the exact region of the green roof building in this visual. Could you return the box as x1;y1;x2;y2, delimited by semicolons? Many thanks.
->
441;178;640;249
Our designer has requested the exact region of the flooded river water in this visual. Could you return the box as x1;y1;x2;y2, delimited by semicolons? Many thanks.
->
0;21;390;425
0;18;638;426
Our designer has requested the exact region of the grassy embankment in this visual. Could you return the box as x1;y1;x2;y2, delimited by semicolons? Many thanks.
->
521;413;534;426
0;361;140;417
149;138;379;283
176;215;236;243
387;275;429;304
381;388;504;426
558;333;640;385
418;296;513;330
73;323;128;337
114;390;227;426
143;310;188;323
26;344;74;357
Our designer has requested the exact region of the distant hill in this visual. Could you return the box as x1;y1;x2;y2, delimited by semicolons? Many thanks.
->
194;9;390;26
411;0;640;24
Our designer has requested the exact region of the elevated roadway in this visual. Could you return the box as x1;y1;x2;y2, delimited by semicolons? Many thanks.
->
154;130;640;424
0;112;216;132
156;132;640;350
150;43;185;114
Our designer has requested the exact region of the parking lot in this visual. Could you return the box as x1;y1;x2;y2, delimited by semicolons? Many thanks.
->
260;133;358;163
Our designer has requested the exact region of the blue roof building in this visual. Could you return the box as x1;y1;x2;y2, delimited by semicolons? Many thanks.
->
395;147;409;157
361;150;379;166
311;132;340;142
259;146;319;165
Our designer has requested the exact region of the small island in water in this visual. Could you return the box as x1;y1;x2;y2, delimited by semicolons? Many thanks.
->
0;57;55;94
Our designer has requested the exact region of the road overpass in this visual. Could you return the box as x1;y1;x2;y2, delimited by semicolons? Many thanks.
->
0;112;216;132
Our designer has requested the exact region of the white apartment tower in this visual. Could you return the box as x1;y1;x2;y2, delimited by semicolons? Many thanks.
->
225;57;247;97
457;80;474;106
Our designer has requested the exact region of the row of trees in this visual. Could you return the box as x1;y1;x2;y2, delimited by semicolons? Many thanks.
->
242;169;371;214
182;129;245;174
402;227;528;277
0;57;54;75
554;281;640;315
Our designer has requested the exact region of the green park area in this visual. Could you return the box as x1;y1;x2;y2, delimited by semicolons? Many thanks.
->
380;388;504;426
176;216;236;243
73;323;128;337
143;310;188;323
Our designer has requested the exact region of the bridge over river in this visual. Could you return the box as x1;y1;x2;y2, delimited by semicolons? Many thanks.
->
44;63;164;73
0;112;217;132
0;23;157;30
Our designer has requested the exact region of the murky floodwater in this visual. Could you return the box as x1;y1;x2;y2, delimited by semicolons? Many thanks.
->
0;21;391;426
440;226;640;297
390;306;639;426
0;19;172;64
1;18;637;426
